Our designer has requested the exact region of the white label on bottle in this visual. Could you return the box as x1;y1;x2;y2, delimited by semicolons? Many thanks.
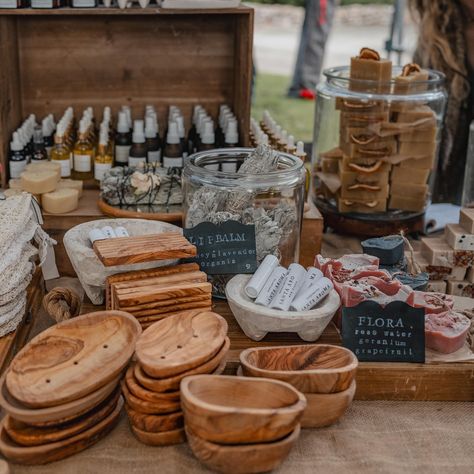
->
9;160;26;178
95;162;112;181
58;159;71;178
163;156;183;168
74;154;92;172
115;145;131;164
147;150;161;163
128;156;147;168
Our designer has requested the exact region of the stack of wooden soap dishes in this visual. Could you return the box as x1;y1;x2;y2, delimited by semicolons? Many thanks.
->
0;311;141;465
122;309;229;446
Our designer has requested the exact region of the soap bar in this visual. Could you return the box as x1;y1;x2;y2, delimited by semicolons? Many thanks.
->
26;161;61;181
340;184;389;201
335;97;387;113
399;141;437;157
421;237;474;267
391;166;430;184
395;106;436;123
389;194;426;212
394;67;429;94
340;110;390;129
380;257;408;274
338;198;387;213
447;280;474;298
398;155;436;170
341;155;391;173
445;223;474;250
42;188;79;214
340;138;397;159
426;280;447;293
398;126;437;143
361;235;404;265
340;168;390;186
20;170;57;194
394;272;429;291
57;179;83;198
466;267;474;283
350;55;392;92
459;208;474;233
390;182;428;200
340;127;378;144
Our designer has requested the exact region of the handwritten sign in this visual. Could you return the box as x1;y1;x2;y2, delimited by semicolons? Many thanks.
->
341;301;425;363
183;220;257;275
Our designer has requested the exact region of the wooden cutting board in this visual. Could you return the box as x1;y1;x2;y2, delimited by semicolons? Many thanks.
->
93;233;196;266
0;374;120;426
6;311;141;408
4;388;121;447
135;310;228;378
0;397;123;465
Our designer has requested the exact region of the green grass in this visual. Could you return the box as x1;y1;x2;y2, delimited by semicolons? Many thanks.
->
252;73;315;143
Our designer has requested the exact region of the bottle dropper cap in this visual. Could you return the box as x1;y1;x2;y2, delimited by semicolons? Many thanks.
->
201;121;215;145
288;135;295;148
103;106;111;123
225;119;238;145
10;132;23;151
296;141;306;159
117;111;129;134
193;105;203;124
175;115;185;139
132;120;145;144
145;116;156;139
42;118;50;137
166;121;180;145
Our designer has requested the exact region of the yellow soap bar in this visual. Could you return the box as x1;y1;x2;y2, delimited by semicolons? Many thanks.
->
390;182;428;200
350;57;392;93
57;179;83;198
389;194;426;212
340;183;389;201
398;126;437;143
20;170;57;194
26;161;61;181
398;155;436;170
42;188;79;214
394;69;429;94
341;155;392;173
391;166;430;184
395;106;436;123
399;140;437;157
338;197;387;213
340;138;397;159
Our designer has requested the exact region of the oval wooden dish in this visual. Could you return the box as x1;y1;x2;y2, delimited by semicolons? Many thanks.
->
121;381;180;415
180;375;306;444
125;406;184;433
0;397;123;465
135;310;228;378
186;424;301;474
131;425;186;447
134;337;229;393
239;344;358;393
0;374;120;426
6;311;141;408
225;274;340;342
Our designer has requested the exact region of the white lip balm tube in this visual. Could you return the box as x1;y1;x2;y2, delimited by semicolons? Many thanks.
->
245;254;279;299
290;277;333;312
89;228;106;244
114;226;130;238
255;266;287;307
101;226;117;239
271;263;307;311
295;267;324;296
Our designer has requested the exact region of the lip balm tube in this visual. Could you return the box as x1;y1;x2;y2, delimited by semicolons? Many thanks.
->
271;263;307;311
101;226;117;239
295;267;324;296
255;266;287;307
245;254;279;299
290;277;333;312
89;228;106;244
114;226;130;238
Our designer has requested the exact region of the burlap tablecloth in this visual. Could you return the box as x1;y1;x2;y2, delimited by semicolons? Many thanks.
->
12;399;474;474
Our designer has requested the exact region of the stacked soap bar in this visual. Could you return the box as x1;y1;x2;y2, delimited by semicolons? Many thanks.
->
415;208;474;296
6;161;83;214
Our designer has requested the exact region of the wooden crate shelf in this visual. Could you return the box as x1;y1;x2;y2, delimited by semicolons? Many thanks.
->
0;6;254;186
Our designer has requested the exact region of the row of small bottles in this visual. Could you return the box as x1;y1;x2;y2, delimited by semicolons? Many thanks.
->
250;111;307;161
0;0;158;9
8;104;239;181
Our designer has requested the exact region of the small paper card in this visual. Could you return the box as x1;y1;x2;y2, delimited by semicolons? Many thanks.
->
183;220;257;275
341;300;425;363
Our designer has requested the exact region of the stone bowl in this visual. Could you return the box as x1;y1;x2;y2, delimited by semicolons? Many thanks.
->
225;274;340;341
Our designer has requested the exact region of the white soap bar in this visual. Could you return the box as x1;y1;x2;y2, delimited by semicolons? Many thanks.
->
460;208;474;234
271;263;307;311
445;224;474;251
255;266;287;307
20;170;58;194
114;226;130;238
290;277;333;311
89;228;107;244
42;188;79;214
447;280;474;297
102;226;117;238
426;280;447;293
57;179;83;198
26;161;61;181
245;254;279;298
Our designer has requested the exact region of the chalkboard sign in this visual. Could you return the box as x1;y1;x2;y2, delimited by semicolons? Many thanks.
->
183;220;257;275
341;301;425;363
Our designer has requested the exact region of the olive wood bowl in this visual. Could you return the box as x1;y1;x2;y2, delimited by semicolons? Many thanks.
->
180;375;306;444
186;424;300;474
239;344;358;393
226;274;340;342
131;425;186;446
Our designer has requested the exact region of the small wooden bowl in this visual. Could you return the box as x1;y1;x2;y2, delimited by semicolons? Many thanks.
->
226;274;340;342
180;375;306;444
240;344;358;394
186;424;300;474
125;366;180;403
125;405;183;433
301;380;356;428
0;374;120;426
121;380;180;415
131;425;186;446
134;337;229;393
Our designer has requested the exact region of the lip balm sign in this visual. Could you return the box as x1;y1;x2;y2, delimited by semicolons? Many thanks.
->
184;220;257;275
341;301;425;363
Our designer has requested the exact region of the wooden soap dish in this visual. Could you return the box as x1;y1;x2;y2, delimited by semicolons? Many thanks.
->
93;232;196;267
125;406;184;433
121;381;180;415
131;425;186;446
